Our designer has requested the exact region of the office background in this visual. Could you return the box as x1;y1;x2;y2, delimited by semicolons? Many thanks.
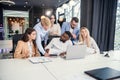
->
0;0;119;51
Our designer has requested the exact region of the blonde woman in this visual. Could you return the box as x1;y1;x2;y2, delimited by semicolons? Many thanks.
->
79;27;100;54
34;16;51;56
14;28;40;59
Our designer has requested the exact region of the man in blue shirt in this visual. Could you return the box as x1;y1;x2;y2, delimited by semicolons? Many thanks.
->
34;16;51;56
61;17;80;43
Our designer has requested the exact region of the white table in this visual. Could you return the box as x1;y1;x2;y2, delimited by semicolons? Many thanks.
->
0;54;120;80
43;54;120;80
0;59;56;80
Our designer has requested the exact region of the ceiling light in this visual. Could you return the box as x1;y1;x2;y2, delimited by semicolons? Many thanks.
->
25;1;28;4
0;0;15;5
45;10;52;16
24;6;26;8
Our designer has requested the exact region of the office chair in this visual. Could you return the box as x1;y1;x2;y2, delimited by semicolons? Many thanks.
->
10;34;23;58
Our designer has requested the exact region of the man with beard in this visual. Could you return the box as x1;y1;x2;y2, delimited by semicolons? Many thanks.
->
45;31;73;56
61;17;79;43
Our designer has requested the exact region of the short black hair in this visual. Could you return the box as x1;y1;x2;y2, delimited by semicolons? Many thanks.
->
65;31;73;38
71;17;79;23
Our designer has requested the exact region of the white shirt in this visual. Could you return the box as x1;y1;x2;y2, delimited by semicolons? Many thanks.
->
28;42;33;57
45;38;73;55
70;27;74;33
76;37;100;54
34;22;49;54
49;24;61;36
84;37;100;54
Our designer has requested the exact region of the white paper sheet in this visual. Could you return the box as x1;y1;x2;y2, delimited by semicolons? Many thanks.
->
28;57;52;63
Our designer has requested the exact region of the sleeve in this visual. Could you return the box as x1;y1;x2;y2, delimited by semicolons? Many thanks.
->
91;37;100;54
69;40;73;46
76;28;80;39
57;24;61;36
45;38;54;50
62;40;73;53
14;41;23;58
35;27;46;55
34;49;40;57
67;40;73;47
44;32;49;45
73;27;80;40
61;22;66;35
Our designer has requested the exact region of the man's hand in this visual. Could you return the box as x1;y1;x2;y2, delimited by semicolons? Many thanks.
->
72;33;77;39
59;52;66;57
44;52;49;57
44;44;47;48
45;49;50;53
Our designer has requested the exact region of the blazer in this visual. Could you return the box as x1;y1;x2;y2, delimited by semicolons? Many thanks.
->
14;40;40;59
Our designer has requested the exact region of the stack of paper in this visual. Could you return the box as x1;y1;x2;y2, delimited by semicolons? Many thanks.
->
28;57;52;64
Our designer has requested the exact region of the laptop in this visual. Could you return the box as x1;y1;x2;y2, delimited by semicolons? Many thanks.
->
62;45;87;60
84;67;120;80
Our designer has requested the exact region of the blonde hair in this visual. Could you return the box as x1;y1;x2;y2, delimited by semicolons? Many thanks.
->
79;27;90;47
40;15;46;19
41;17;51;27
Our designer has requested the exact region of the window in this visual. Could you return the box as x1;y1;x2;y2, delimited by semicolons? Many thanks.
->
114;0;120;50
56;0;80;24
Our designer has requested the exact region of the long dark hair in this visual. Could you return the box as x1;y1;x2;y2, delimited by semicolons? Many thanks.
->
21;28;35;42
21;28;37;53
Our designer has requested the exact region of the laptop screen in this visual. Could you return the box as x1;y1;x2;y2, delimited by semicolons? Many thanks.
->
65;45;87;60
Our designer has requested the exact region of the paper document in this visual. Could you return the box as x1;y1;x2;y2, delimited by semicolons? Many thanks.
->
28;57;52;63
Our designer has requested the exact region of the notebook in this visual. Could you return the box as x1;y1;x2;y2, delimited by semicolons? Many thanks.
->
84;67;120;80
62;45;87;60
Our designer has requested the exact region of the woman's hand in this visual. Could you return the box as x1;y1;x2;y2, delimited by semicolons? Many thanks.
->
22;52;29;58
32;52;36;57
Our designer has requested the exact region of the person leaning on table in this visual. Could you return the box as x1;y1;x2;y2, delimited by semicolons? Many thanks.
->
45;31;73;56
34;16;51;57
61;17;80;43
78;27;100;54
14;28;40;59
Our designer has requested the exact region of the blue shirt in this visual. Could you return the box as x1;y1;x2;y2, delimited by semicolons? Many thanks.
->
61;22;80;41
34;22;49;55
